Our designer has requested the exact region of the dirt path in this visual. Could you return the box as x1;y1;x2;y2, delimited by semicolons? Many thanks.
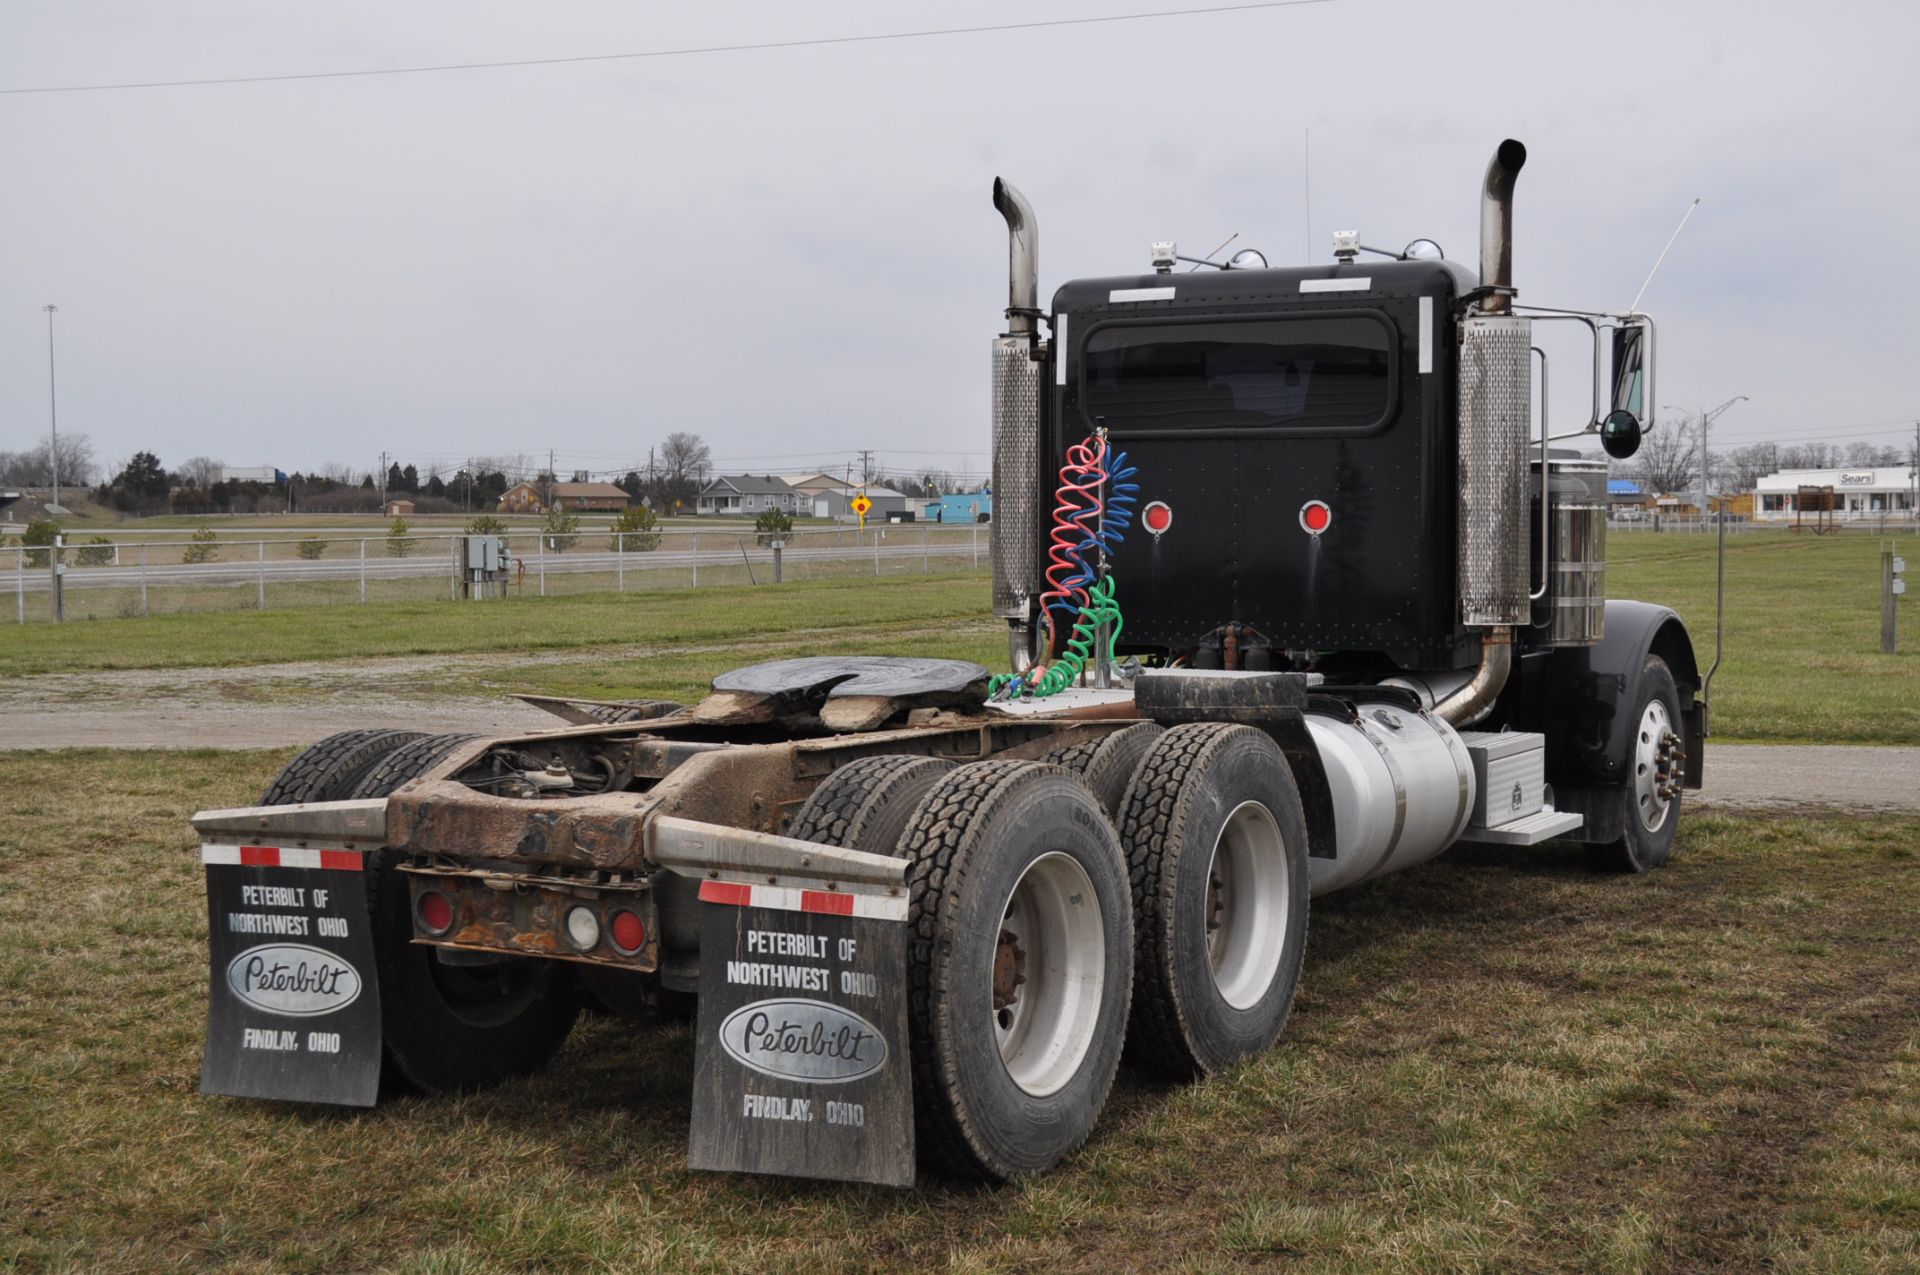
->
5;654;1918;813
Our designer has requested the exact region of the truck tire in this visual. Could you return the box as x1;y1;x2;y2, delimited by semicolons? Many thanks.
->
347;733;483;800
890;761;1133;1180
368;857;582;1094
1116;723;1310;1079
257;729;426;805
1589;656;1685;873
1040;722;1165;818
354;733;580;1093
788;754;957;853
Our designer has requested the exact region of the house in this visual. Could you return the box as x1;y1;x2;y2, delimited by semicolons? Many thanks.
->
497;481;630;514
696;475;806;517
815;485;911;521
922;490;993;523
781;473;856;499
384;499;416;517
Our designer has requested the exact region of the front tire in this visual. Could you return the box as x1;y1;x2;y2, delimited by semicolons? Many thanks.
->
1589;656;1685;873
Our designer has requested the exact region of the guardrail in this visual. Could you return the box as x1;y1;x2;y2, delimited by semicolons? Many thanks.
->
9;524;987;623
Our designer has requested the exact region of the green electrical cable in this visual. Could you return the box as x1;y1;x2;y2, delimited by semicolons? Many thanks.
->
1031;576;1123;698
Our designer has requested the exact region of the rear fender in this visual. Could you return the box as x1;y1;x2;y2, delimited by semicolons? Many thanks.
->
1535;600;1703;790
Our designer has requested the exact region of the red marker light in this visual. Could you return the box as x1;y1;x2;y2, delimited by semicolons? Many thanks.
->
1143;501;1173;535
1300;501;1332;535
417;890;453;936
610;909;648;954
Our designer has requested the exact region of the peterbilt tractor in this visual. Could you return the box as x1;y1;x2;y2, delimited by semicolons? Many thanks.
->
191;139;1701;1187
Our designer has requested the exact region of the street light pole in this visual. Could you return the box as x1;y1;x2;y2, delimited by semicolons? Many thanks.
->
43;304;62;514
1665;395;1747;516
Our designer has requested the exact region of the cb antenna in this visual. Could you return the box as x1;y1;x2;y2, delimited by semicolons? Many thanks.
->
1628;196;1701;314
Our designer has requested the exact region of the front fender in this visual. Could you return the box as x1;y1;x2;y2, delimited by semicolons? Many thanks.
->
1536;600;1702;789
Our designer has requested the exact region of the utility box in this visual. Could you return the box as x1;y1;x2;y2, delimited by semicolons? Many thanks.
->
1458;731;1546;828
461;535;511;599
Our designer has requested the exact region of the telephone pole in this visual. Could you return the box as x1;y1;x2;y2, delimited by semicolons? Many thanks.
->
857;450;875;486
378;451;389;507
43;305;64;514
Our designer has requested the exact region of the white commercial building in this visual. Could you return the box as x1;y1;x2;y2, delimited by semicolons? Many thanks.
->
1754;466;1917;522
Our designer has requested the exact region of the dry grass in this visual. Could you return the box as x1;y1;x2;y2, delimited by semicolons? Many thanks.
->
3;750;1917;1273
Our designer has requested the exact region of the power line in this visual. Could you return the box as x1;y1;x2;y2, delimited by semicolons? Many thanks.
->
0;1;1336;97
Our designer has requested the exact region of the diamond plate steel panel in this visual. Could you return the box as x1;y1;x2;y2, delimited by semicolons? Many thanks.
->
1457;316;1532;626
991;336;1041;618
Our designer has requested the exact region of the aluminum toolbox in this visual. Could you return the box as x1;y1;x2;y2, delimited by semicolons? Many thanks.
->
1457;730;1546;828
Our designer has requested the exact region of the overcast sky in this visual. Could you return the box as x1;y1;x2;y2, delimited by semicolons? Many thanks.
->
2;0;1916;486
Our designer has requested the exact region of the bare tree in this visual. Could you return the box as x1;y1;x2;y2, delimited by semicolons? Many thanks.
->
0;432;96;487
1633;418;1698;495
659;432;712;484
174;456;223;490
1721;443;1779;493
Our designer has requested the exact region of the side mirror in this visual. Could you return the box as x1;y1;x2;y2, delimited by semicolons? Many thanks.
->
1610;323;1648;424
1600;409;1642;459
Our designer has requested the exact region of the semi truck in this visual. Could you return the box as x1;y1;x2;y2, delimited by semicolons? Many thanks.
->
192;138;1702;1187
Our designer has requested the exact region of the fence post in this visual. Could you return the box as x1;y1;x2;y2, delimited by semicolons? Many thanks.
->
257;540;266;610
139;542;149;616
359;539;367;604
51;534;64;623
874;528;881;576
1885;548;1900;655
14;545;22;624
450;536;459;602
538;536;546;597
617;532;625;593
691;531;699;588
773;539;784;584
923;524;930;573
972;523;979;568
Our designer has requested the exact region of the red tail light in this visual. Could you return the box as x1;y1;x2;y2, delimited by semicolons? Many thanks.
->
609;909;647;955
417;890;453;936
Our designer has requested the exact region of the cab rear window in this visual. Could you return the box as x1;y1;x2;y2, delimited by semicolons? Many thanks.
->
1082;313;1395;433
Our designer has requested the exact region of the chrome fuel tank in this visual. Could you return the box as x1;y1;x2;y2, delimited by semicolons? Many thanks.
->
1305;704;1476;897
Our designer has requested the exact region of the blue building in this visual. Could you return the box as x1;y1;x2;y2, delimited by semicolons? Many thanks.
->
922;490;993;523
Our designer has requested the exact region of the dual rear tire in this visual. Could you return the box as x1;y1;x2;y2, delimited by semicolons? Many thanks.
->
790;723;1310;1179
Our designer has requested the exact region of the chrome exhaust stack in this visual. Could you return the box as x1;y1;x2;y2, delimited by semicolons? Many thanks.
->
991;178;1043;630
1438;140;1530;726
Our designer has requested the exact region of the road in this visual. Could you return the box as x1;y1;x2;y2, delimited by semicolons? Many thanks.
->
2;654;1914;814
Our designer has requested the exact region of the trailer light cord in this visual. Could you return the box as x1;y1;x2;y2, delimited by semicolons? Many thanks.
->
992;432;1137;701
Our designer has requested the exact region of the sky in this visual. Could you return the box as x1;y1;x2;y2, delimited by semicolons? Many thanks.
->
2;0;1917;487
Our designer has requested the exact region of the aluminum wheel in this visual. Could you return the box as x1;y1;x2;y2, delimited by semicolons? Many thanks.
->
1632;697;1680;832
992;851;1106;1098
1203;800;1293;1011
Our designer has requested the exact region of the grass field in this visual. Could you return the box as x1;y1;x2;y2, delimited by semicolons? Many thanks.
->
0;572;996;678
1607;528;1920;743
2;749;1916;1273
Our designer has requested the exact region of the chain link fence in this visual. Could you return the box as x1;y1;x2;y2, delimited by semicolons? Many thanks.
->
9;523;988;623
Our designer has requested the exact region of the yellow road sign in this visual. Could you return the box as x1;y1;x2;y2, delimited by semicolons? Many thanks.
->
850;495;872;516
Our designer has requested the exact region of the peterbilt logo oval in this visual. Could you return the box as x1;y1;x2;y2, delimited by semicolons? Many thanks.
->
719;998;887;1083
224;944;363;1017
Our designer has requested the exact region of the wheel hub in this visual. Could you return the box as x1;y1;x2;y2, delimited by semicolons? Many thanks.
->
1632;698;1684;831
993;929;1027;1015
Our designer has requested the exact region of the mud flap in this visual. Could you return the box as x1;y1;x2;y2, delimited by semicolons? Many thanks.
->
199;844;383;1107
687;881;914;1187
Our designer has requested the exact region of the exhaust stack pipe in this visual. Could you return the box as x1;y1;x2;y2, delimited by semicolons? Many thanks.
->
1477;138;1526;315
993;178;1039;336
990;178;1043;627
1439;139;1530;726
